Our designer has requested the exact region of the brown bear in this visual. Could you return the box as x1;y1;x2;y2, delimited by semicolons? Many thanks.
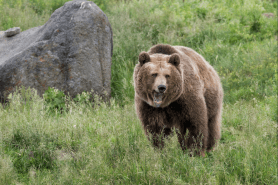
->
133;44;223;156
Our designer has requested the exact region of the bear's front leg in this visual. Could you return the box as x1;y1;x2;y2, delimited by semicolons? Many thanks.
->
180;95;209;156
178;128;206;157
144;125;172;149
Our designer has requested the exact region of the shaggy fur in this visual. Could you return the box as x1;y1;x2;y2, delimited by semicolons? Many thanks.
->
133;44;223;156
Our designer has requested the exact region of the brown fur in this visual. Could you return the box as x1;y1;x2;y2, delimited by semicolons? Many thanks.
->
133;44;223;156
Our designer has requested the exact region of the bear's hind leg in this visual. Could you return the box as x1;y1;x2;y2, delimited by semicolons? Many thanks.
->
207;112;221;152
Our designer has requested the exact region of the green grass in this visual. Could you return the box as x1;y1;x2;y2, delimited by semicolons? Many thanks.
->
0;0;277;184
0;89;277;184
107;0;277;105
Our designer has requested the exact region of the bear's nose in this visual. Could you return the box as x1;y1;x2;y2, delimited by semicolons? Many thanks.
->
158;85;166;93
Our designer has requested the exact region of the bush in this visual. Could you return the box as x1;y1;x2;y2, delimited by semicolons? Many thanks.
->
43;87;66;115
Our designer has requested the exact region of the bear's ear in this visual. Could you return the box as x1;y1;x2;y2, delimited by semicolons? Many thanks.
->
139;52;150;66
168;54;180;67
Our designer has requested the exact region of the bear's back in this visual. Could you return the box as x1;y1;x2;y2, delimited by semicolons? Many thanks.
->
174;46;221;90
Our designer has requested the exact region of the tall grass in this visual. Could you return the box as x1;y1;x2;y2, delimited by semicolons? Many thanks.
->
107;0;277;104
0;0;277;184
0;0;276;104
0;89;277;184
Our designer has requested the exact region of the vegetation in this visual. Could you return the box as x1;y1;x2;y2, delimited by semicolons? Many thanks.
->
0;0;277;184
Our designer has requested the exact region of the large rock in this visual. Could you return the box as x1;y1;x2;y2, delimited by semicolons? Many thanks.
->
0;0;113;103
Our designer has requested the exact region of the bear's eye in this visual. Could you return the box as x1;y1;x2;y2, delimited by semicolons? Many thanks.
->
165;75;170;78
152;73;157;77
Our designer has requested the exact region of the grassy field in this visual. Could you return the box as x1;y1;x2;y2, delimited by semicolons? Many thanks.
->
0;0;277;184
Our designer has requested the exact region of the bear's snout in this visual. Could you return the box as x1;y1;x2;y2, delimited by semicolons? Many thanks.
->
158;85;166;93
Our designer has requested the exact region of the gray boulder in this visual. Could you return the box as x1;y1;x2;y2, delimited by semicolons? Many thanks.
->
0;0;113;103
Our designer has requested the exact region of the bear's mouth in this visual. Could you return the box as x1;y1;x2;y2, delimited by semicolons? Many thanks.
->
153;92;164;107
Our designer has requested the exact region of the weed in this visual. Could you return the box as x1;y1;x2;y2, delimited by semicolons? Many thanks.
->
43;87;66;115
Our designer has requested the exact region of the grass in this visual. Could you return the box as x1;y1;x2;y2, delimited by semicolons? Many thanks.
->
107;0;277;105
0;89;277;184
0;0;277;184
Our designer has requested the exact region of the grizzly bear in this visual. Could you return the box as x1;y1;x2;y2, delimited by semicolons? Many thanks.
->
133;44;223;156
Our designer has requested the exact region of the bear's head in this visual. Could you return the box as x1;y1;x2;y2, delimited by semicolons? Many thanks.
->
135;52;183;108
